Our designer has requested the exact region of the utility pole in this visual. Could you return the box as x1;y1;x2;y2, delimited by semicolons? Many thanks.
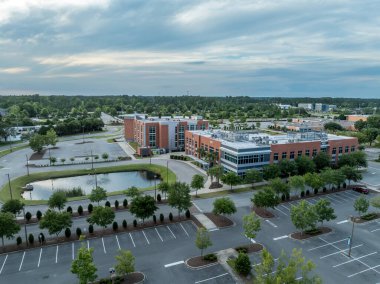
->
26;154;30;176
82;125;85;143
23;207;28;247
91;150;94;170
48;148;51;166
348;216;355;257
154;175;157;201
6;173;13;200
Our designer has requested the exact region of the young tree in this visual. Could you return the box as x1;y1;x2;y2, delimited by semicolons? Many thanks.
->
245;169;263;188
124;186;141;199
0;212;20;251
1;199;24;216
262;164;281;180
48;191;67;211
29;134;46;153
314;199;336;226
212;197;237;216
39;210;72;241
289;175;305;197
235;253;251;276
168;182;192;218
304;172;324;192
332;169;346;188
45;129;58;147
290;200;318;234
221;172;241;190
195;228;212;257
313;152;331;172
243;212;261;243
89;186;107;205
87;206;115;232
251;188;279;210
129;195;158;224
269;178;290;197
279;160;297;178
370;196;380;212
320;168;335;189
208;165;224;185
340;166;362;186
191;174;205;197
158;181;170;199
354;197;370;218
115;250;135;277
71;245;97;284
295;156;315;176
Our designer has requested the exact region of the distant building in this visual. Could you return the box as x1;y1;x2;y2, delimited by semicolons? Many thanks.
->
185;130;358;176
298;103;314;110
277;104;292;110
346;115;369;122
315;103;329;112
124;114;208;152
328;105;337;111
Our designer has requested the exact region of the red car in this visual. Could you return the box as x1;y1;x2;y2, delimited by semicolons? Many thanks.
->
352;187;369;194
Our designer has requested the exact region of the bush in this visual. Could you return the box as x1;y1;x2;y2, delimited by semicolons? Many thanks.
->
89;224;94;234
25;211;32;222
323;187;327;193
203;253;217;261
343;182;347;188
133;219;137;227
306;189;310;196
157;194;161;202
169;212;173;221
305;228;322;235
122;220;127;229
300;191;305;198
235;252;251;276
285;192;290;200
105;201;111;207
67;206;73;214
88;203;93;213
78;205;83;215
65;187;85;197
76;228;82;238
16;236;22;246
36;210;42;220
331;186;336;191
114;200;119;209
123;199;128;208
28;233;34;244
235;246;248;254
314;188;318;195
65;228;71;238
113;221;118;231
337;184;341;189
160;213;164;223
281;194;286;201
153;215;157;223
362;213;378;221
38;233;45;244
185;209;191;219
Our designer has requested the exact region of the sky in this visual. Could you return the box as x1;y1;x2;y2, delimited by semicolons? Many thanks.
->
0;0;379;98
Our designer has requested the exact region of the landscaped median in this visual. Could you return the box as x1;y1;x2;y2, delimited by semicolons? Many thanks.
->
0;163;176;205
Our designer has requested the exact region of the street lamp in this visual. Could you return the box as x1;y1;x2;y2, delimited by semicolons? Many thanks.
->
26;154;30;176
154;175;157;201
348;215;356;257
82;125;85;143
6;173;12;200
48;148;51;166
23;207;28;247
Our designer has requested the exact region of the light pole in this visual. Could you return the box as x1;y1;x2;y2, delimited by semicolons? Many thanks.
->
82;125;85;143
48;148;51;166
91;149;94;170
23;207;28;247
154;175;157;201
348;215;355;257
166;161;169;183
26;154;30;176
6;173;12;200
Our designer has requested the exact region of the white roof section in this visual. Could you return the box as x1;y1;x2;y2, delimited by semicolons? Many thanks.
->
123;113;204;123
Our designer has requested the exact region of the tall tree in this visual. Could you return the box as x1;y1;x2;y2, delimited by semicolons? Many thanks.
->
269;178;290;197
354;197;369;218
195;228;212;257
87;206;115;232
251;188;279;210
89;186;107;205
48;191;67;211
191;174;205;197
245;169;263;188
71;246;98;284
290;200;318;234
124;186;141;199
320;168;335;189
0;212;20;251
295;156;315;176
39;210;72;241
208;165;224;185
221;172;241;190
289;175;305;196
168;182;192;218
313;152;331;171
262;164;281;180
304;172;324;192
340;166;362;186
129;195;158;224
279;160;297;177
1;199;24;216
212;197;237;216
313;199;336;225
157;182;170;199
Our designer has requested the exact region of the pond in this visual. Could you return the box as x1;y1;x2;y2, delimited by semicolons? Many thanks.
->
22;171;161;200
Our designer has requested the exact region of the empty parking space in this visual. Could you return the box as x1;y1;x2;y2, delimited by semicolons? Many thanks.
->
38;245;56;268
20;248;41;271
0;253;23;274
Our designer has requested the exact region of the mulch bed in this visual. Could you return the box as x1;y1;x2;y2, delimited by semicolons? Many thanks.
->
29;149;47;160
235;243;263;254
209;182;223;189
291;227;332;240
351;213;380;223
123;272;145;284
74;141;94;145
187;255;218;268
252;207;275;218
204;212;233;228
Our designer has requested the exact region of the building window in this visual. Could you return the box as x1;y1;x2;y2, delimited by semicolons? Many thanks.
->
290;151;295;159
297;150;302;157
305;149;310;156
351;146;355;152
332;147;336;154
345;146;349;153
339;147;343;154
282;152;287;159
274;153;279;161
148;126;156;147
312;149;317;157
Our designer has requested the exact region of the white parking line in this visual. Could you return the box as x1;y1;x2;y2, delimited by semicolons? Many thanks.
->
304;199;314;205
164;260;184;268
19;251;25;271
192;201;203;213
87;240;90;250
333;252;377;267
325;195;343;204
308;238;347;251
331;194;350;202
337;220;349;224
155;228;163;242
55;245;58;263
101;237;107;253
72;243;75;260
273;235;288;241
274;207;288;216
115;235;121;250
348;264;380;278
280;204;290;211
265;219;278;228
195;273;229;283
180;223;189;236
142;230;150;244
0;255;7;274
167;226;176;239
320;244;363;259
129;233;136;247
371;228;380;232
38;248;42;267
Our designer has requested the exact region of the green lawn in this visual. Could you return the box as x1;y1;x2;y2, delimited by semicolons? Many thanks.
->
0;163;176;205
0;145;28;159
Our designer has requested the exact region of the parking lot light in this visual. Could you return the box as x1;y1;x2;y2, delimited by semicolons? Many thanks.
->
348;215;355;257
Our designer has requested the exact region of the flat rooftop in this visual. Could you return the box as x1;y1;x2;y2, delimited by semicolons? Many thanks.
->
123;114;204;123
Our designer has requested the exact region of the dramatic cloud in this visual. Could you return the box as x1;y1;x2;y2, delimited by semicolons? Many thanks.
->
0;0;379;97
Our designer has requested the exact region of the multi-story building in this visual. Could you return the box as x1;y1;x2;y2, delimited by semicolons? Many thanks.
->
298;103;314;110
124;114;208;152
185;130;358;176
315;103;329;112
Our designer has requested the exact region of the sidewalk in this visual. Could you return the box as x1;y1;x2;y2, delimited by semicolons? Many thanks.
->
117;141;136;160
192;213;218;231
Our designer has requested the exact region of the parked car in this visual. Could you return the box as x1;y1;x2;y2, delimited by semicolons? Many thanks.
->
352;187;369;194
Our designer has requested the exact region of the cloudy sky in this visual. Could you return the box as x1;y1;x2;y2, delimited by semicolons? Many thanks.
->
0;0;379;97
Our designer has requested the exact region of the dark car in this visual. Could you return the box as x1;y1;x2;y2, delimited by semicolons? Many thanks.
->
352;187;369;194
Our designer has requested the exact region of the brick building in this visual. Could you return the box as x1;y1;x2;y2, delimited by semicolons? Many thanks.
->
124;114;208;152
185;130;358;176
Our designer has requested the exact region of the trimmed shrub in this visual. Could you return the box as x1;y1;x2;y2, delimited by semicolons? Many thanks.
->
306;189;310;196
28;234;34;245
133;219;137;227
122;220;127;229
16;236;22;246
153;215;157;223
36;210;42;220
323;187;327;193
300;191;305;198
25;211;32;222
38;233;45;244
105;201;111;207
157;194;161;202
332;186;336;191
67;206;73;214
203;253;217;261
343;183;347;189
169;212;173;221
89;224;94;234
281;194;286;201
285;192;290;200
160;213;164;223
123;199;128;208
114;200;119;209
314;188;318;195
235;246;248;254
65;228;71;238
77;205;83;215
88;203;93;213
76;228;82;238
362;213;378;221
185;209;191;219
337;184;341;189
235;252;251;276
113;221;118;231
